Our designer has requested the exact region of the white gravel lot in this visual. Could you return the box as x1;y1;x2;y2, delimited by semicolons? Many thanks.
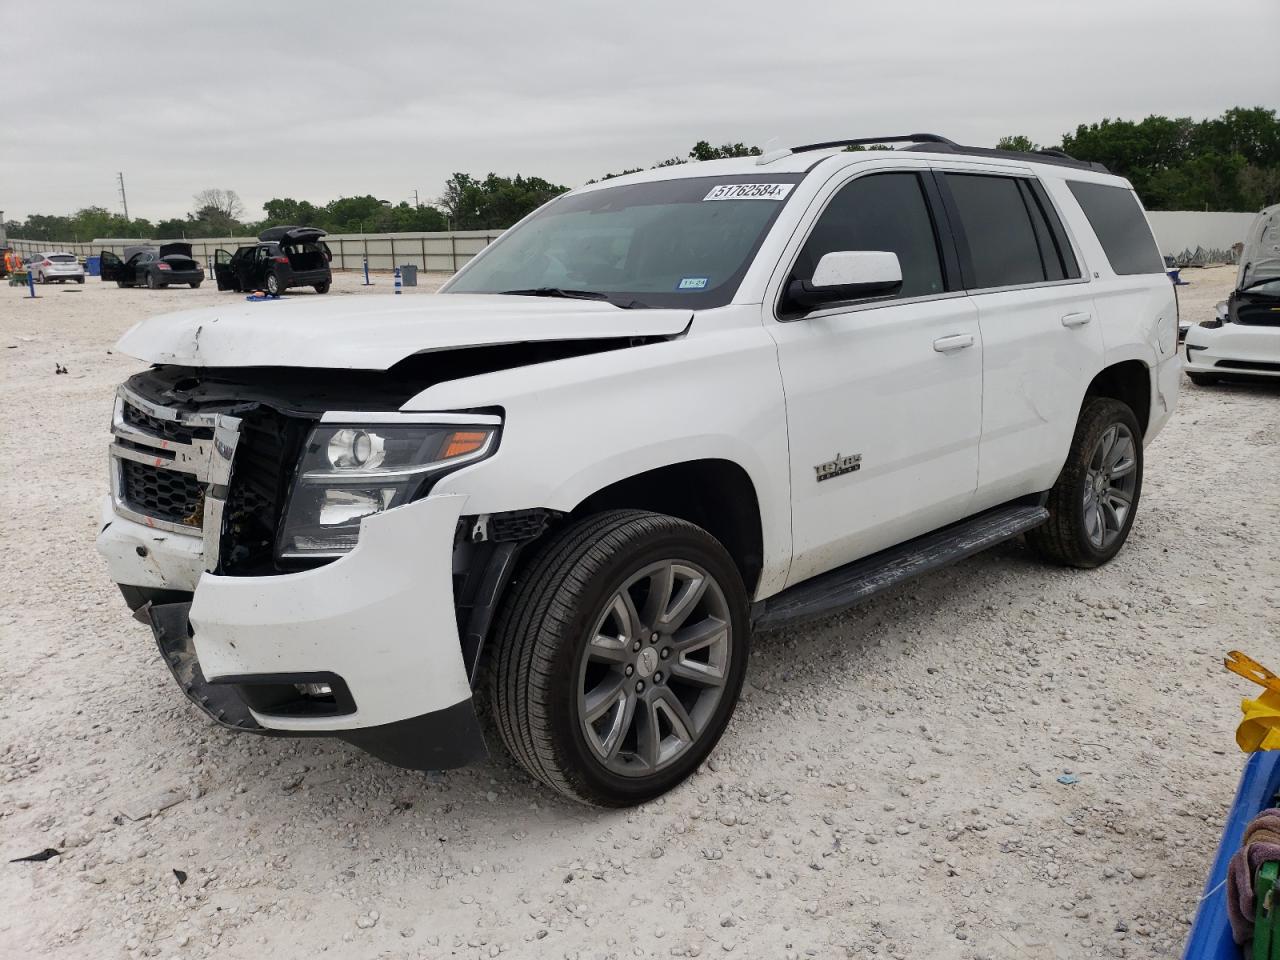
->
2;266;1278;960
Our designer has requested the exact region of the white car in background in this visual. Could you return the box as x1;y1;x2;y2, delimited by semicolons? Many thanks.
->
1184;203;1280;384
30;251;86;284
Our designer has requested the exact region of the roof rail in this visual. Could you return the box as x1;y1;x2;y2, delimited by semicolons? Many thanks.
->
757;133;1108;173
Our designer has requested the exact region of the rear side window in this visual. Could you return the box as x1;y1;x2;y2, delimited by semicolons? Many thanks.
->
792;172;945;300
1066;181;1163;275
944;174;1046;289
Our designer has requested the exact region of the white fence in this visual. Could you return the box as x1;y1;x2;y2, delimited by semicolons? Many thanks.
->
1145;212;1256;259
6;230;505;274
7;210;1262;272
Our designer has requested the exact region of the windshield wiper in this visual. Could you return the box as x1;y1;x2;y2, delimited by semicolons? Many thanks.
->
500;287;611;301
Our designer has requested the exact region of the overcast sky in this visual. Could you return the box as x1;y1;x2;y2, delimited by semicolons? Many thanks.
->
4;0;1277;223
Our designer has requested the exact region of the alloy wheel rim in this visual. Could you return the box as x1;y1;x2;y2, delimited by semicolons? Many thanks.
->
1083;422;1138;549
577;560;732;778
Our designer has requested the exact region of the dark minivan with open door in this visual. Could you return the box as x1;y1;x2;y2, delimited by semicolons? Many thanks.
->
100;243;205;289
213;226;332;296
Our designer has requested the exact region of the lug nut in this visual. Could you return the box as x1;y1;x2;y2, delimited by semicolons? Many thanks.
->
654;672;663;684
632;641;642;652
625;665;634;677
651;632;659;643
635;681;645;693
660;648;671;659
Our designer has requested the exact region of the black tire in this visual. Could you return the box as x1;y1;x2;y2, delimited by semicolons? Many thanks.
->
146;272;160;289
1188;372;1218;386
1027;397;1144;569
313;281;331;294
266;272;282;296
75;277;84;284
116;279;130;288
488;510;750;807
190;281;202;289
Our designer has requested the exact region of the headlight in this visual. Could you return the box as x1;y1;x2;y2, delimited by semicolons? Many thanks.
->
277;420;498;559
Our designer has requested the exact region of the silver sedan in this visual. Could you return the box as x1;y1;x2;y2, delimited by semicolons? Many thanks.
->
31;251;86;284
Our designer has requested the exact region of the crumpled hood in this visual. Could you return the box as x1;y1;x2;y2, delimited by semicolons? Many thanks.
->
116;294;693;369
1238;203;1280;290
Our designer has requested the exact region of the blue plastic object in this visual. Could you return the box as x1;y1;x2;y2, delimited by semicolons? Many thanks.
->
85;256;101;277
1183;751;1280;959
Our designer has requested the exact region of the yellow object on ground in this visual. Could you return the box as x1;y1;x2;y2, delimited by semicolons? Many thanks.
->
1227;651;1280;752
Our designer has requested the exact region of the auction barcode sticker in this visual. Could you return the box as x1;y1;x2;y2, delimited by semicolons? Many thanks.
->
703;183;794;201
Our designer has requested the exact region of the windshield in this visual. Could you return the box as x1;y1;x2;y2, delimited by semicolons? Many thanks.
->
1243;278;1280;298
443;175;803;309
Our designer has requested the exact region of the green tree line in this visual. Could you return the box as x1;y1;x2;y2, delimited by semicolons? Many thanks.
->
7;109;1278;244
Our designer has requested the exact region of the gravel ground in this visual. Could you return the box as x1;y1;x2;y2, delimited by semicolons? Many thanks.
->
2;266;1278;960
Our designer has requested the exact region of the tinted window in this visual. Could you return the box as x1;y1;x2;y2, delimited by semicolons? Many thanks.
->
1067;181;1163;275
49;254;76;262
1026;180;1081;280
945;174;1045;289
792;172;944;300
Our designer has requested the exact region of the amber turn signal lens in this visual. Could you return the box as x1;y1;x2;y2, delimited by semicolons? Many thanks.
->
441;430;489;459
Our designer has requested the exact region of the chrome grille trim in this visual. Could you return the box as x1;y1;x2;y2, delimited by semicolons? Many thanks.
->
108;386;242;572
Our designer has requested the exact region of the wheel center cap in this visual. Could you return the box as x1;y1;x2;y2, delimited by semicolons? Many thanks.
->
635;646;658;679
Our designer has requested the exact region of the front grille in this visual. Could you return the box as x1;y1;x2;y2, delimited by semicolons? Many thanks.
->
120;459;205;526
122;401;213;445
220;410;309;575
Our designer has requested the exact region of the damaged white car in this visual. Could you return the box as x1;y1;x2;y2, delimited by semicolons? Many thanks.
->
1184;203;1280;384
97;134;1179;806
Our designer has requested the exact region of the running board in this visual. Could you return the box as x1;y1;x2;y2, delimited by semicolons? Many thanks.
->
754;504;1049;630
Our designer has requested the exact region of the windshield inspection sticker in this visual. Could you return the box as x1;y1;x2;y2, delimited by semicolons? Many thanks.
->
677;277;709;290
703;183;793;202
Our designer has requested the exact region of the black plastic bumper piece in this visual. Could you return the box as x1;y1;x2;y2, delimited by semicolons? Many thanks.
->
139;598;486;771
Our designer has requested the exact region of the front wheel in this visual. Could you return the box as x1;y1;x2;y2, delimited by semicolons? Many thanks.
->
1188;372;1218;386
1027;397;1143;568
488;510;749;807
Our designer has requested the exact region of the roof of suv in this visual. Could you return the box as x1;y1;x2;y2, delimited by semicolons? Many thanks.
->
584;134;1117;189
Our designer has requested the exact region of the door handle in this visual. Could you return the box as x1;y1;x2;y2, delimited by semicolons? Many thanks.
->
1061;312;1092;328
932;333;975;353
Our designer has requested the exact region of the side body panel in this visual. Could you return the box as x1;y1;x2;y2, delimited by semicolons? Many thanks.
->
769;296;983;585
419;308;795;600
968;281;1104;503
1042;175;1179;444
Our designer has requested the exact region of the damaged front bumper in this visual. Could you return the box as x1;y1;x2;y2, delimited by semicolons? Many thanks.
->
97;494;487;771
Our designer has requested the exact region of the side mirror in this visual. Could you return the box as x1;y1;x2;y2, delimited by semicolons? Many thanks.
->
786;250;903;311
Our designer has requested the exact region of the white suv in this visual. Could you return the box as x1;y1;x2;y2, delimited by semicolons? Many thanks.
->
96;134;1180;806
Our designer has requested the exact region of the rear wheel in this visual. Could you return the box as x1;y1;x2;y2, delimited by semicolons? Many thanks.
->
146;273;160;290
488;510;749;807
313;281;331;294
265;272;282;296
1188;372;1218;386
190;281;202;289
116;279;131;288
1027;397;1143;569
75;277;84;284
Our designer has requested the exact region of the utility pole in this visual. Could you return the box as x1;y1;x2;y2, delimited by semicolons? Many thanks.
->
412;189;420;208
117;172;130;223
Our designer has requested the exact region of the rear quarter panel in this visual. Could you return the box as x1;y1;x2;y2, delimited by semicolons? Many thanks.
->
1042;174;1179;440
